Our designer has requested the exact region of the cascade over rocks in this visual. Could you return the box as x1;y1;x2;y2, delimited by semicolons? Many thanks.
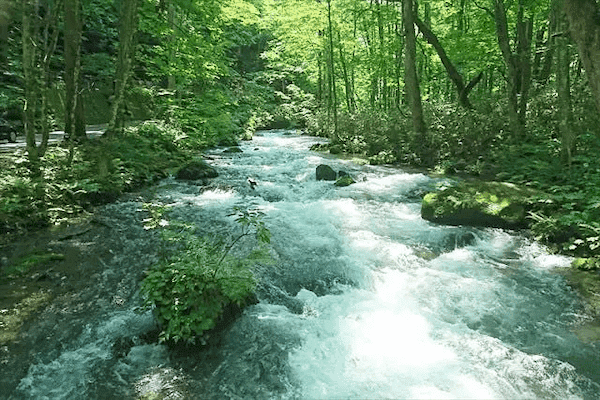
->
421;181;538;229
176;159;218;181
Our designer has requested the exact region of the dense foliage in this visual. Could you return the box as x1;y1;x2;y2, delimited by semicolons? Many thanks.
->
140;206;271;344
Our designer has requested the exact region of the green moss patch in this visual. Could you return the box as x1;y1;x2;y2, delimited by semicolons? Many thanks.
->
1;252;64;282
0;290;51;345
421;181;540;229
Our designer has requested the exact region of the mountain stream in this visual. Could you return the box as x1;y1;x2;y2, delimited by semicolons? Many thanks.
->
2;130;600;399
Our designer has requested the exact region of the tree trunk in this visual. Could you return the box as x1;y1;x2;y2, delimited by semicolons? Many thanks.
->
65;0;85;141
106;0;140;138
326;0;338;139
415;17;482;109
493;0;525;139
22;0;40;170
564;0;600;114
403;0;425;133
516;0;533;128
403;0;428;161
556;9;575;166
22;0;61;172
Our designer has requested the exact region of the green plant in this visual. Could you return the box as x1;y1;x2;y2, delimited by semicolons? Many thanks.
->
140;207;271;344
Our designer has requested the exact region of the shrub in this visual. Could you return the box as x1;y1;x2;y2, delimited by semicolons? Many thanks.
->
140;206;271;344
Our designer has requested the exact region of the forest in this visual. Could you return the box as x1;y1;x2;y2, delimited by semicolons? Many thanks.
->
2;0;600;358
2;0;600;260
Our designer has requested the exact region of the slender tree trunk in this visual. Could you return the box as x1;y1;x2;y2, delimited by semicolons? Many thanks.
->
22;0;39;170
337;31;354;112
556;9;575;166
403;0;429;164
516;0;533;128
493;0;525;139
65;0;86;141
326;0;338;138
564;0;600;114
537;2;559;84
22;0;61;173
403;0;425;134
106;0;140;138
167;1;176;91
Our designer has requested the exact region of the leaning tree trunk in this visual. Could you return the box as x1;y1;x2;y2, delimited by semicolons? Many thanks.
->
564;0;600;114
415;17;483;109
106;0;140;138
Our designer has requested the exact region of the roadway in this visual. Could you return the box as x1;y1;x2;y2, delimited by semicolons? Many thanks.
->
0;125;106;154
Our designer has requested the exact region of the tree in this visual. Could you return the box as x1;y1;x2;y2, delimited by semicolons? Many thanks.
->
64;0;86;142
564;0;600;114
415;16;483;109
489;0;531;139
105;0;140;138
22;0;62;173
403;0;426;136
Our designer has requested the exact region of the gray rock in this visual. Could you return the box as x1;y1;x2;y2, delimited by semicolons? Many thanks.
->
316;164;337;181
176;159;218;181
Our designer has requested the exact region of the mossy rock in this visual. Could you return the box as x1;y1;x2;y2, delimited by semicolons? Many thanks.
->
334;175;356;187
175;159;218;181
572;258;600;271
421;181;539;229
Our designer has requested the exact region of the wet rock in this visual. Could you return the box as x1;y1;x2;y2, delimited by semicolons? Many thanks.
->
334;175;355;187
421;181;538;229
329;145;342;154
223;147;243;153
176;159;218;181
316;164;336;181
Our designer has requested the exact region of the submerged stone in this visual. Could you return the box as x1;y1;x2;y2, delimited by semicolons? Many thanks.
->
421;181;538;229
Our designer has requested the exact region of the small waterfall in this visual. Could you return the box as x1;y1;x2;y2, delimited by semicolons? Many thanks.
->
5;130;600;399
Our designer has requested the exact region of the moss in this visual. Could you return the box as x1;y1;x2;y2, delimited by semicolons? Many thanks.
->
0;290;51;345
334;175;355;187
421;181;539;229
572;258;600;271
1;252;64;282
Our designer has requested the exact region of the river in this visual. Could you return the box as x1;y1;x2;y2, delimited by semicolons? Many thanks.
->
3;130;600;399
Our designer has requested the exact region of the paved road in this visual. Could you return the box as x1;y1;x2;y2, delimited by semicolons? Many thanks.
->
0;125;106;154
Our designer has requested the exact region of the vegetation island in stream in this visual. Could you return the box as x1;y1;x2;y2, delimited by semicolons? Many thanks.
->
1;0;600;374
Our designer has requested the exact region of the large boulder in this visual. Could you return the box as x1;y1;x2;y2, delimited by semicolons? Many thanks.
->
421;181;538;229
316;164;337;181
176;159;218;181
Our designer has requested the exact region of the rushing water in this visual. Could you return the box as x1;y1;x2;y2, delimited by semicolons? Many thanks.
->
4;130;600;399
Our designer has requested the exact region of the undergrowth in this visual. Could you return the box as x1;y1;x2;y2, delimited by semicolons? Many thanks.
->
0;121;193;234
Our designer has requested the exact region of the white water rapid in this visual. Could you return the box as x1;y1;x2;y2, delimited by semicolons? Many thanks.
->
8;130;600;399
